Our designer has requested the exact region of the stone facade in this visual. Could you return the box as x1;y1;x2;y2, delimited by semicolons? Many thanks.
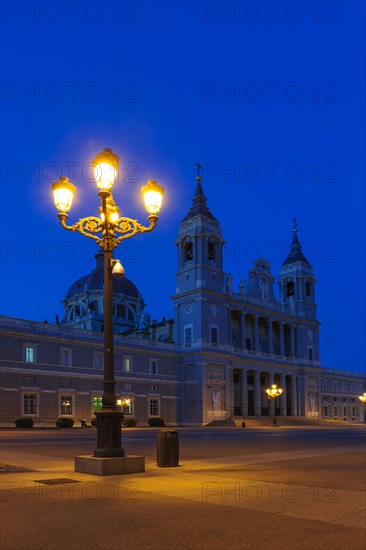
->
0;178;365;425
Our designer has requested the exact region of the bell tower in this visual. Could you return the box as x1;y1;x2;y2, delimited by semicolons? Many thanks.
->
278;219;317;320
175;164;225;295
172;164;227;347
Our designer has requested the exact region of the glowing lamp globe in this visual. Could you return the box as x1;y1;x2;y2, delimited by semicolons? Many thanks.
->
92;148;119;192
52;177;76;214
141;180;164;215
266;384;283;399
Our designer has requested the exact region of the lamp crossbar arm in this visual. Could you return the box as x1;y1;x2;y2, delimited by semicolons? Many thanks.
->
59;215;104;244
113;216;157;245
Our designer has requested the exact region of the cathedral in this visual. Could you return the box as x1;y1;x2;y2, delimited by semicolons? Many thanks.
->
0;175;364;426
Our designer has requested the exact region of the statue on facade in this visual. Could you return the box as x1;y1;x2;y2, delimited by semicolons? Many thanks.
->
139;311;151;329
239;278;245;294
225;273;233;294
212;390;221;411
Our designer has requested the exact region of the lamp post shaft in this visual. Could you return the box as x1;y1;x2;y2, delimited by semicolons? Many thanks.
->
94;197;124;458
102;245;116;409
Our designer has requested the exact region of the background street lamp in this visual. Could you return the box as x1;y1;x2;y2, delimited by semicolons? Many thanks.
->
359;393;366;423
359;393;366;405
266;384;283;426
52;148;164;458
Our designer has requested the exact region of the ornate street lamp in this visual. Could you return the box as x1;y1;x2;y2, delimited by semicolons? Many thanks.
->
52;148;164;459
266;384;283;426
359;393;366;405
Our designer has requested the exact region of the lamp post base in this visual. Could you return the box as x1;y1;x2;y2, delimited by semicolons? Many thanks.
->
94;411;125;458
75;455;145;476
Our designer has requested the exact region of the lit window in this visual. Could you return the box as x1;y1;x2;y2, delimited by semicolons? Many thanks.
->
184;326;192;346
60;349;72;367
149;359;158;375
119;397;133;416
60;395;73;415
93;396;102;413
149;398;159;416
25;346;35;363
93;353;103;369
123;357;132;372
23;394;37;415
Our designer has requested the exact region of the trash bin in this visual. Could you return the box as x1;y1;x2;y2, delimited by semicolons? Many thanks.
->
241;421;246;428
157;430;179;467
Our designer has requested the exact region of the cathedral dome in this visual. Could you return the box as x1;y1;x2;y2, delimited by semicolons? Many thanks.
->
66;252;140;300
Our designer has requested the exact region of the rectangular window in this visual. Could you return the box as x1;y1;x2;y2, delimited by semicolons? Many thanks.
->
149;359;158;375
184;326;192;346
149;398;159;416
322;380;328;391
93;396;102;413
308;347;313;360
60;349;72;367
60;395;73;415
333;381;337;391
93;353;103;370
323;406;328;417
123;357;132;372
211;326;218;344
151;385;158;392
352;407;355;417
24;394;37;415
246;338;251;350
342;382;346;392
123;383;131;391
333;406;338;417
25;346;35;363
343;407;347;417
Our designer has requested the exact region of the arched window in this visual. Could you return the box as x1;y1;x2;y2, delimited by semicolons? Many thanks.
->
208;241;215;261
184;242;193;262
89;300;98;312
286;281;294;297
75;305;83;317
306;281;312;297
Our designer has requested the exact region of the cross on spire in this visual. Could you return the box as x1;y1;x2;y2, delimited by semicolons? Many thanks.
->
195;161;202;181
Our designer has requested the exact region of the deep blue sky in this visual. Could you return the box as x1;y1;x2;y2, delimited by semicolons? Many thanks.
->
1;1;365;373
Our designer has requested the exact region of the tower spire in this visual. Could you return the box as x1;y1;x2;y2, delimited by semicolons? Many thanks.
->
282;219;310;266
181;162;217;222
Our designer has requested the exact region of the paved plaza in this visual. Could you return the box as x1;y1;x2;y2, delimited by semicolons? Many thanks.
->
1;425;365;550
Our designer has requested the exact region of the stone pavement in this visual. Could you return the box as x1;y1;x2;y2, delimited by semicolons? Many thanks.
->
1;441;365;550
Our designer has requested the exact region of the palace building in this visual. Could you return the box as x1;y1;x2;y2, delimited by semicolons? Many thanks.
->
0;176;364;426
